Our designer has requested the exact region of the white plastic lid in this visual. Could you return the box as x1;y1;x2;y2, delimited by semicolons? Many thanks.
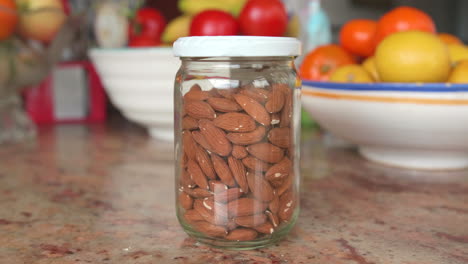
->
173;36;301;57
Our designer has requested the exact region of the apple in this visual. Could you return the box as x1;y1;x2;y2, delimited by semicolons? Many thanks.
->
17;0;67;43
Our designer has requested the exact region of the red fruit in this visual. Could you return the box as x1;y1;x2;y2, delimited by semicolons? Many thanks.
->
190;10;238;36
239;0;288;36
128;36;161;47
339;19;377;57
129;8;166;43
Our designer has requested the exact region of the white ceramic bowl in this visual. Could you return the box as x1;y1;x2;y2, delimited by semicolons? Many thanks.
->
302;81;468;170
89;47;180;141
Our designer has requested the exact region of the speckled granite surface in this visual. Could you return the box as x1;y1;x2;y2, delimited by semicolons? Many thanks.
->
0;121;467;264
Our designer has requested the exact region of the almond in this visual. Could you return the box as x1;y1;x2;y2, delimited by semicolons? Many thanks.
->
234;214;267;228
185;101;216;120
226;219;238;231
180;169;196;189
213;188;243;203
272;83;291;95
255;222;275;234
240;86;270;104
192;131;215;153
280;91;292;128
268;127;290;148
247;143;284;163
234;94;271;126
184;188;213;198
194;198;228;226
278;191;296;222
181;152;188;169
190;84;202;91
216;88;240;99
179;192;193;210
232;145;248;159
268;192;279;214
184;90;211;101
226;228;258;241
271;113;281;125
195;146;216;180
184;209;204;223
207;98;242;112
226;126;266;145
227;198;267;217
182;130;197;160
182;116;199;130
265;86;285;113
265;157;291;182
242;156;271;172
199;119;232;156
265;210;279;227
187;160;209;190
227;156;249;194
213;113;256;132
277;174;293;196
209;180;228;193
246;172;274;202
191;221;227;238
211;154;236;187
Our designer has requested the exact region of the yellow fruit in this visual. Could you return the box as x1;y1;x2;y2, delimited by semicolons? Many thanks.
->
179;0;247;16
447;44;468;64
162;15;192;44
329;65;374;83
375;31;451;83
362;56;380;81
285;15;300;38
448;60;468;83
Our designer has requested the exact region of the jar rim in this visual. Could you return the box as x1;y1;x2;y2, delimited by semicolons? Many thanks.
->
173;36;301;58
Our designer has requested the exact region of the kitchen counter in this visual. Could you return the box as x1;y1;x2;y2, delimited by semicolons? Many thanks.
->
0;120;467;264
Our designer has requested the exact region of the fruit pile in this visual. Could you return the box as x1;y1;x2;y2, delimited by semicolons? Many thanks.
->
128;0;294;47
300;6;468;84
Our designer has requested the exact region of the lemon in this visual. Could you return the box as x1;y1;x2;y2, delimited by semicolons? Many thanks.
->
330;65;374;83
447;44;468;64
362;56;380;81
448;60;468;83
375;31;451;83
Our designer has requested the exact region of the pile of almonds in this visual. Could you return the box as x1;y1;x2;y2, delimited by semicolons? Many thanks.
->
178;82;297;242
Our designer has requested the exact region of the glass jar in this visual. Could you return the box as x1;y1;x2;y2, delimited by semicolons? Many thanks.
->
173;37;301;249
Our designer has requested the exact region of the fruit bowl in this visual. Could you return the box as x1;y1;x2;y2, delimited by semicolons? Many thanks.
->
89;47;180;141
302;81;468;170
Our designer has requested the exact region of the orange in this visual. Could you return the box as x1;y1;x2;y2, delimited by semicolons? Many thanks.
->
375;31;451;83
0;0;18;40
330;65;374;83
339;19;377;57
438;33;462;45
374;6;436;46
448;60;468;83
300;44;356;81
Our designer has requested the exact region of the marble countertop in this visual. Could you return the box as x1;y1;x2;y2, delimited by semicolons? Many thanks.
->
0;120;467;264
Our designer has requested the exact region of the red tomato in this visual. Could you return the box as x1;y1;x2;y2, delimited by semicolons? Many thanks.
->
190;10;238;36
375;6;436;45
0;0;18;41
339;19;377;58
300;44;356;81
239;0;287;36
128;36;161;47
129;8;166;43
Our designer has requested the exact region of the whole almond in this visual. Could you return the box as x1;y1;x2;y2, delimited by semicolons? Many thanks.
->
268;127;290;148
189;84;202;91
184;188;213;198
272;83;291;95
246;172;274;202
213;188;243;203
265;157;291;182
226;219;238;231
187;160;209;190
192;131;215;153
247;143;284;163
214;113;256;132
268;192;279;214
280;91;292;128
185;101;216;120
199;119;232;156
271;113;281;125
211;154;236;187
277;174;293;196
234;94;271;126
183;131;197;160
265;86;285;113
216;88;240;99
255;222;275;234
179;192;193;210
235;214;267;228
242;156;271;172
226;126;266;146
184;90;211;101
209;180;228;193
232;145;248;159
182;152;188;168
265;210;279;227
195;146;216;180
240;86;270;104
194;198;228;226
226;228;258;241
227;198;267;217
184;209;204;223
192;221;227;238
207;98;242;112
278;191;296;222
180;169;196;189
227;156;249;194
183;116;199;130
